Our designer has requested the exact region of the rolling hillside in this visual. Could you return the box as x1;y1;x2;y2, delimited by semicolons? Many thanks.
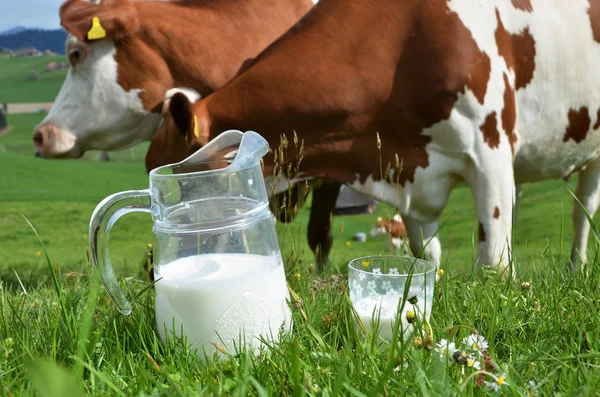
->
0;28;67;54
0;54;67;103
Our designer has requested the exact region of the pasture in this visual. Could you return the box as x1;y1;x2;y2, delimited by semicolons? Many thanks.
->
1;56;599;395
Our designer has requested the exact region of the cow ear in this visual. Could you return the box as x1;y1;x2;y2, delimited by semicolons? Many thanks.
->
60;0;139;43
168;92;194;139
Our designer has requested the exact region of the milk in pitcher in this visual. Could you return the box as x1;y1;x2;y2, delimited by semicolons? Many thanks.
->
154;253;292;362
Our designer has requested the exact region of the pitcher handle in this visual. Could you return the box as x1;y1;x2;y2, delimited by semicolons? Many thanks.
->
88;189;152;315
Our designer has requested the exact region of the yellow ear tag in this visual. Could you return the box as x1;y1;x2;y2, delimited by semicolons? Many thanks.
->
193;115;200;139
87;17;106;40
186;115;200;145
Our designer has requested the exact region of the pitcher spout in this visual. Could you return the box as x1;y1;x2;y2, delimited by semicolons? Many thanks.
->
153;130;269;176
227;130;270;172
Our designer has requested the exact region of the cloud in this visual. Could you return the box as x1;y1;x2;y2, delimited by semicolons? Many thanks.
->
0;0;64;31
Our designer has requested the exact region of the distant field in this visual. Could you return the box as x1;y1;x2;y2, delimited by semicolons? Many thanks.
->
0;55;67;103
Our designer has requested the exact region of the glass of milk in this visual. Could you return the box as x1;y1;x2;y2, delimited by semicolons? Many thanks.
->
88;130;292;364
348;256;436;344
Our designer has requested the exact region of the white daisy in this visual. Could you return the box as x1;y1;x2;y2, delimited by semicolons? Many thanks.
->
463;333;489;353
485;374;508;392
408;286;423;299
435;339;456;355
466;358;481;370
527;380;539;396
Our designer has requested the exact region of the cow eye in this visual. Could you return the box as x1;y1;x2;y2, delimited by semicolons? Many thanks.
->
68;47;87;66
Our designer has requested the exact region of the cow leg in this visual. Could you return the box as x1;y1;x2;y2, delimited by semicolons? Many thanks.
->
402;217;442;268
307;180;341;272
570;157;600;270
467;156;516;280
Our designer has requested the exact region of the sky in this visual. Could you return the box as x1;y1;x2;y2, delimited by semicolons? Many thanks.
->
0;0;64;32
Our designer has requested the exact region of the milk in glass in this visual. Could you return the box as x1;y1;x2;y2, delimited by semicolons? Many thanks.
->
354;293;430;341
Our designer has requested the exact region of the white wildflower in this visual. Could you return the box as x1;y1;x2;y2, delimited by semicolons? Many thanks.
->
463;333;489;353
527;380;539;396
485;374;508;392
408;286;423;299
435;339;456;355
466;358;481;370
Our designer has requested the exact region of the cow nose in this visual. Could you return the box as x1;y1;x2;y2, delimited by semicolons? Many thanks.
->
33;129;44;146
33;123;56;153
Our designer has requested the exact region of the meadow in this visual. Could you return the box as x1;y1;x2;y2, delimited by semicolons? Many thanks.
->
0;55;599;396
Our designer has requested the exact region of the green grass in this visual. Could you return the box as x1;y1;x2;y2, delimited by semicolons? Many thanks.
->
0;55;68;103
1;225;599;396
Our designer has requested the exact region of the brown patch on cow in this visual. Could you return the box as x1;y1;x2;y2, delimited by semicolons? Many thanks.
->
493;207;500;219
467;53;491;105
511;0;532;12
563;107;591;143
501;74;517;155
479;222;486;242
589;1;600;44
362;1;491;185
594;109;600;130
114;40;173;111
511;28;536;90
495;10;536;90
480;112;500;149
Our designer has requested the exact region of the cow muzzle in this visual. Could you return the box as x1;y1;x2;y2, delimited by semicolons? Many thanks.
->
33;123;82;159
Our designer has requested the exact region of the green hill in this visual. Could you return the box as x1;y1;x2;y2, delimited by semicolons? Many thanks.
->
0;54;67;103
0;28;68;54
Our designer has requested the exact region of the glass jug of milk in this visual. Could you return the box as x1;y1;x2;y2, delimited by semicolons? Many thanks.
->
88;130;292;363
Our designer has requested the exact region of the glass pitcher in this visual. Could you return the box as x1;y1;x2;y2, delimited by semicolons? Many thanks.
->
88;130;292;363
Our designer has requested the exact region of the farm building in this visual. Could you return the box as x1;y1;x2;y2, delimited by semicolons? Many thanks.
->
334;185;378;216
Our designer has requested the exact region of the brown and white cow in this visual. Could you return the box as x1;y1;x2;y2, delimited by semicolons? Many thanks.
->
370;215;410;255
32;0;314;158
34;0;343;270
145;0;600;278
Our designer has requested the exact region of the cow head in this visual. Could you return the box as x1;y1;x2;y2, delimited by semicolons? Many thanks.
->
145;88;208;172
34;0;171;158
